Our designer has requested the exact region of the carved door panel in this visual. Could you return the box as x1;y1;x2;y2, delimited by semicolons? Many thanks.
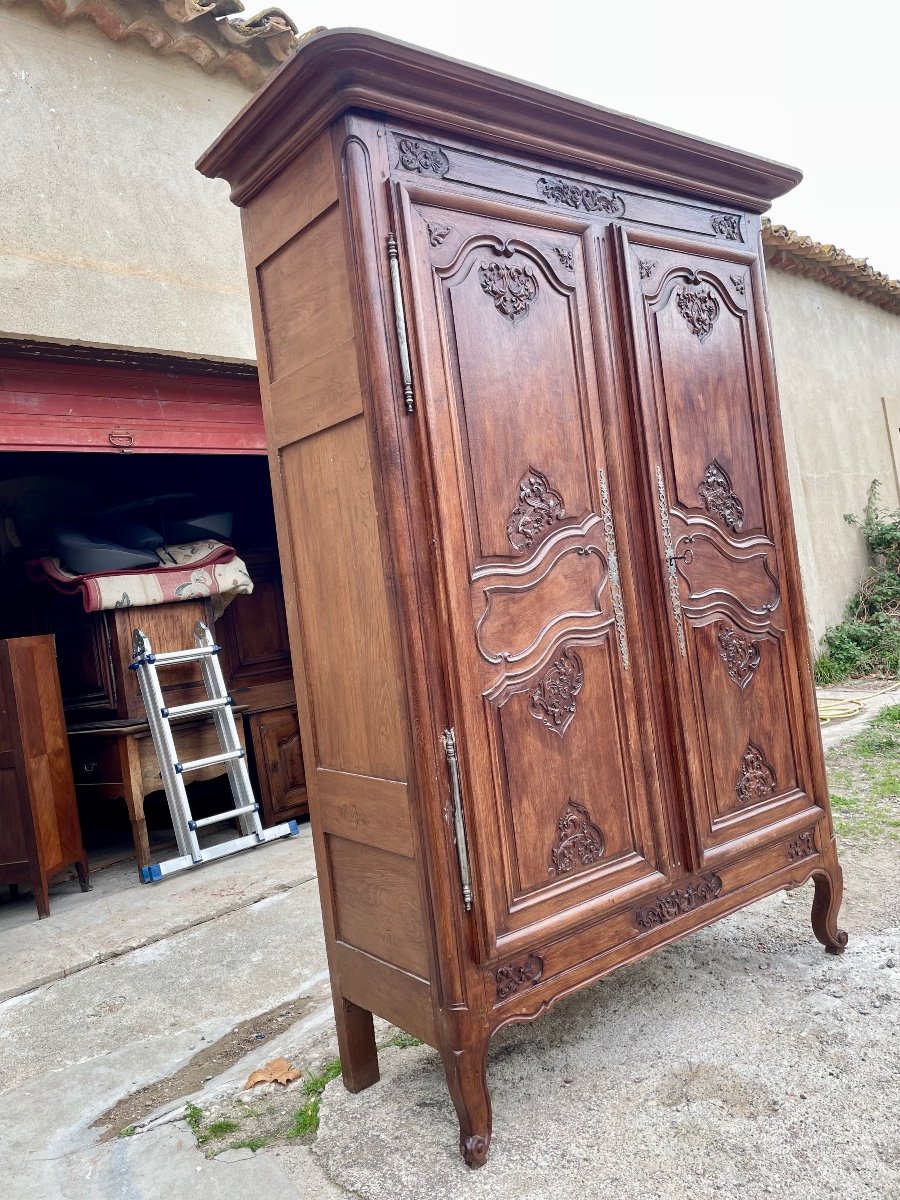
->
619;231;822;866
250;706;308;824
396;184;671;962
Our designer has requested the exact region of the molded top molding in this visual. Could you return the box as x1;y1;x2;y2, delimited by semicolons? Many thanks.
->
197;28;802;211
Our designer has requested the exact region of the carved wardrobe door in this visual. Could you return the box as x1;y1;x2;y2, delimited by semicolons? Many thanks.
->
396;184;672;964
619;231;823;867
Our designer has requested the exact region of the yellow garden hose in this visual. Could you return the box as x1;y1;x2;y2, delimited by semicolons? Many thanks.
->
816;681;900;724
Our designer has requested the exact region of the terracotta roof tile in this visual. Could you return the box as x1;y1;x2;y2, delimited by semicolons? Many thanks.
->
6;0;317;88
762;219;900;317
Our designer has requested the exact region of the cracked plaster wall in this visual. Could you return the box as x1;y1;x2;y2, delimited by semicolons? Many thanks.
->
0;2;255;360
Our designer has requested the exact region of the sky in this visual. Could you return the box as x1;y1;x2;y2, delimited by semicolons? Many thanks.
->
275;0;900;280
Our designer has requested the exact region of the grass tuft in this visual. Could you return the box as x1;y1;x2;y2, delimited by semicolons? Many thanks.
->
390;1033;423;1049
287;1057;342;1139
228;1136;268;1152
827;704;900;842
198;1118;240;1145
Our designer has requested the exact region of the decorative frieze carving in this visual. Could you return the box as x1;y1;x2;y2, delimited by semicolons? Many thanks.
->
715;622;761;689
395;136;449;177
479;261;539;322
426;220;451;246
552;246;575;270
676;284;720;342
506;469;566;552
638;258;657;280
634;874;723;930
710;213;741;240
787;831;816;861
537;175;625;217
529;648;584;736
548;799;605;877
698;460;745;531
495;952;544;1001
736;742;777;805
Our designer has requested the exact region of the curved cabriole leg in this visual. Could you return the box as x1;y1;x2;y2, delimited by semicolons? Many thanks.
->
440;1036;492;1168
811;868;848;955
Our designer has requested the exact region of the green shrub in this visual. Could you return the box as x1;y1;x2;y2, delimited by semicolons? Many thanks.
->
814;482;900;683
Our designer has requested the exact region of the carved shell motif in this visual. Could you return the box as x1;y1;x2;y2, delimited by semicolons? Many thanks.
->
506;468;565;552
478;260;539;321
548;799;605;877
676;285;720;342
698;460;745;531
715;622;761;689
528;648;584;736
736;742;776;805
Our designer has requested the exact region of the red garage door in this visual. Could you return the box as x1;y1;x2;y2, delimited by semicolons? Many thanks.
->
0;356;266;454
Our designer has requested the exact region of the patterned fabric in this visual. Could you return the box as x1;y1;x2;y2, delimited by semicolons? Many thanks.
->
28;540;253;614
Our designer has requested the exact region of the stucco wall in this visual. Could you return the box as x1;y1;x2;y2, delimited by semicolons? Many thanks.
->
767;269;900;649
0;3;255;361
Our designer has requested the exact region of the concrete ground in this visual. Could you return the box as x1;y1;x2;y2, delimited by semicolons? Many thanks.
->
1;685;897;1199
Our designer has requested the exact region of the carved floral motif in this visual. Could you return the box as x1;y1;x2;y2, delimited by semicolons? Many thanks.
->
537;175;626;216
548;799;605;876
638;258;657;280
426;221;451;246
495;952;544;1001
730;273;746;296
787;831;816;861
711;213;741;240
715;622;761;689
736;742;777;805
676;285;720;342
553;246;575;270
698;460;745;531
479;261;539;321
395;136;450;177
529;648;585;736
506;468;565;552
634;874;723;930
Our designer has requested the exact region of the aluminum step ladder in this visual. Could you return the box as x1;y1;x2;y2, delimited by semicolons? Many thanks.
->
130;620;299;882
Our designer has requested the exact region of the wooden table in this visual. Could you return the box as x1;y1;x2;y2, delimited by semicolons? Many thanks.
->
68;711;247;870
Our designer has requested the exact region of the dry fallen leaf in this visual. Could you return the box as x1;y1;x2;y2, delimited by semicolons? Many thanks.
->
243;1056;302;1090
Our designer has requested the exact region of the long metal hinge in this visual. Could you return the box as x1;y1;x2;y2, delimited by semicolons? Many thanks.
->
387;233;415;414
442;727;473;912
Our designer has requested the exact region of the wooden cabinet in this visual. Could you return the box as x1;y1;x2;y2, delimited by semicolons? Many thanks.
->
0;635;89;917
199;30;846;1166
42;597;215;721
248;706;308;824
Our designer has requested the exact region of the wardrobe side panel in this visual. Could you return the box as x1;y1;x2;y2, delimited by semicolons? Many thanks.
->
242;135;433;1020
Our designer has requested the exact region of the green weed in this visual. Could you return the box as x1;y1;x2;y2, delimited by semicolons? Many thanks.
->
228;1136;268;1152
198;1118;239;1145
184;1103;203;1137
814;482;900;683
287;1057;342;1139
390;1033;423;1049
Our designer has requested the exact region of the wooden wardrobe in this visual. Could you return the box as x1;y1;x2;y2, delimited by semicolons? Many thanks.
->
199;30;846;1166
